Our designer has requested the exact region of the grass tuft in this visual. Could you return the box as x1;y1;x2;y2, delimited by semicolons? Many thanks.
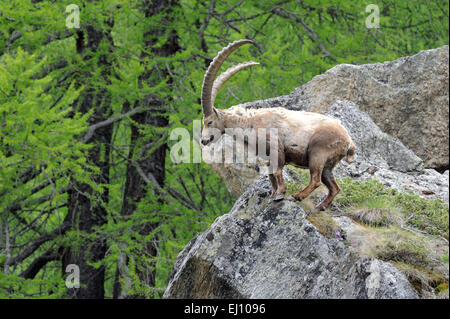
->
337;177;449;239
284;166;449;298
306;210;341;238
392;262;448;296
375;240;430;268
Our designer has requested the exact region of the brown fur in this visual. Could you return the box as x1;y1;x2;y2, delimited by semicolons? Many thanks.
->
200;40;355;210
202;107;356;210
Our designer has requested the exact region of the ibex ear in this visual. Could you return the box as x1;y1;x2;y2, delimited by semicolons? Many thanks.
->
213;108;222;120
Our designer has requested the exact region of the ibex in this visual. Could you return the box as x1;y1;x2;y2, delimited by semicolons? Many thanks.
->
200;39;355;210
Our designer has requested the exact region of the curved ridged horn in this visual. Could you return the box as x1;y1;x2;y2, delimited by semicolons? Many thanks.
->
201;39;257;116
211;61;260;107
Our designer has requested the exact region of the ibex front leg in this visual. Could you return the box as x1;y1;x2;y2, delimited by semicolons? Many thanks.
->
268;174;278;197
269;168;286;201
267;139;285;201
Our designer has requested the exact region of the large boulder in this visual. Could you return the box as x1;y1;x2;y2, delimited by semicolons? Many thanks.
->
243;45;449;171
328;101;449;203
163;176;419;299
203;100;449;202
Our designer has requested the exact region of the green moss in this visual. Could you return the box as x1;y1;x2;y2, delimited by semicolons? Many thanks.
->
393;262;448;295
435;282;449;293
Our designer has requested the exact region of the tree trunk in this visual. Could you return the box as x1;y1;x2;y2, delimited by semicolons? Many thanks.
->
113;0;180;299
62;23;114;299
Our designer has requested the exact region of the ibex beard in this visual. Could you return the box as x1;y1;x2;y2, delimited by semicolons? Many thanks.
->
200;39;356;211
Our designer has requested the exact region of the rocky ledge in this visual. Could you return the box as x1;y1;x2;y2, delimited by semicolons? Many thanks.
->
163;176;420;299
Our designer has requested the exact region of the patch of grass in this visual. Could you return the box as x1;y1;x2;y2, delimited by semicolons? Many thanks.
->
285;167;309;198
285;166;310;184
394;191;449;239
284;167;449;298
335;178;395;207
306;211;341;238
336;177;449;239
361;225;449;296
285;181;302;198
435;282;449;294
392;262;448;296
375;239;430;268
345;208;399;227
286;169;448;239
336;220;448;297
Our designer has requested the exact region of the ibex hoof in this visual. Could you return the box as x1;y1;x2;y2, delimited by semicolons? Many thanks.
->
271;194;285;202
292;195;305;202
315;204;327;211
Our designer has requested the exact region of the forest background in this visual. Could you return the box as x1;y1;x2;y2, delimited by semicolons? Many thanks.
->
0;0;448;298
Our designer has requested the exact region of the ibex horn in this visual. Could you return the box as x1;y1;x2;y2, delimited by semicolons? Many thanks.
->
201;39;258;116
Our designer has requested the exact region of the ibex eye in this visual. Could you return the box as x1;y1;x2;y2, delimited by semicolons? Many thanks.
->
207;121;213;125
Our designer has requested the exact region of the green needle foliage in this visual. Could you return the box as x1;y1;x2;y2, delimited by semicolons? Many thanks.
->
0;0;448;298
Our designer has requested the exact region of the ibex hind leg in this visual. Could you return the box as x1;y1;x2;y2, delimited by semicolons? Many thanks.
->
292;167;322;202
316;166;340;211
292;149;326;202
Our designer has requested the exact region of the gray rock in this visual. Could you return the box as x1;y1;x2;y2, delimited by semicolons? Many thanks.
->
242;46;449;170
325;100;423;173
327;101;449;203
203;47;449;198
204;100;449;202
164;176;419;299
202;134;261;197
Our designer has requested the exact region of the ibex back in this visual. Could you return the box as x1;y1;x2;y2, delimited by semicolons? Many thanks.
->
200;40;355;210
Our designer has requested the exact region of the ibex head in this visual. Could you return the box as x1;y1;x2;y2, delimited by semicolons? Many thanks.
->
200;39;259;146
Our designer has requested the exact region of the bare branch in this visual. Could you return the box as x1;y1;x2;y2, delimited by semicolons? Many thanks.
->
14;204;66;239
112;144;199;211
20;248;58;279
225;11;268;23
3;218;11;275
367;29;386;48
222;0;244;16
6;223;69;266
81;107;145;143
32;60;68;80
200;0;217;32
9;32;22;44
272;7;336;61
6;185;71;216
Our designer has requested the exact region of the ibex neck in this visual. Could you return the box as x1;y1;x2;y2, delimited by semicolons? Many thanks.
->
218;108;251;129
